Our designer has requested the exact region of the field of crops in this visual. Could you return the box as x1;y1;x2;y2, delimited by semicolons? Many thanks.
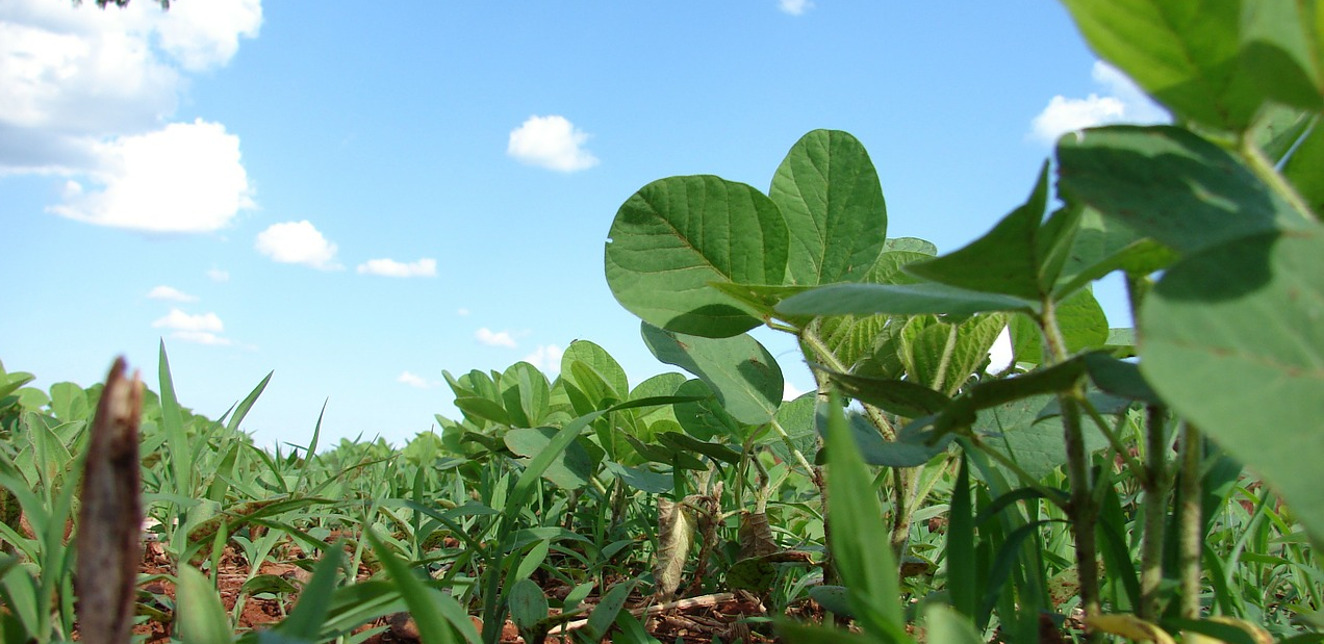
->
6;2;1324;643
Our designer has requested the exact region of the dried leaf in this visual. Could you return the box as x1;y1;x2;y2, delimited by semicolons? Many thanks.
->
654;497;696;600
1085;614;1175;644
76;357;143;644
738;511;779;559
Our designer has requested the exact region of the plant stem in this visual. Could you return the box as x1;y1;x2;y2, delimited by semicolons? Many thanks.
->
798;327;896;439
1139;403;1170;621
1178;422;1204;619
1040;298;1102;634
1241;131;1318;222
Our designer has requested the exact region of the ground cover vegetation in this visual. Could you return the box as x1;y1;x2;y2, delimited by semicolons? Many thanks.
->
3;1;1324;642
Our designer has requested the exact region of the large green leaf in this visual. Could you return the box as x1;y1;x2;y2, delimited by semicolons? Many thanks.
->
1240;1;1324;111
1058;0;1258;131
906;164;1073;300
770;129;888;285
605;175;788;337
1056;126;1308;253
504;427;593;490
640;323;782;426
499;363;551;428
560;340;629;400
1052;206;1178;298
1140;226;1324;544
899;314;1007;395
974;394;1109;482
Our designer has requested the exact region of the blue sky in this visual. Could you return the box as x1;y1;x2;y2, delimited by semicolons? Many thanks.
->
0;1;1165;450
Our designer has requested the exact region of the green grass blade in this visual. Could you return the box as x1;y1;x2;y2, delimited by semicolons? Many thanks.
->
176;564;234;644
823;391;909;643
366;530;456;644
948;453;976;619
225;371;273;435
273;541;344;639
157;341;194;498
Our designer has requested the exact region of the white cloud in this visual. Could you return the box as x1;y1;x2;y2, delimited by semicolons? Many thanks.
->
507;115;599;172
207;268;230;282
356;257;437;278
457;307;470;316
783;381;807;401
146;285;197;302
1029;61;1170;144
153;0;262;72
254;220;341;270
523;344;564;373
48;119;254;232
152;308;223;332
475;327;517;348
397;371;435;389
779;0;814;15
151;307;230;345
0;0;261;231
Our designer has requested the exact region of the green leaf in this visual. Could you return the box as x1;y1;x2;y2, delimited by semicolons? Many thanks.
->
1010;289;1109;366
641;323;782;426
1053;207;1178;298
932;354;1093;436
974;394;1109;481
658;431;742;464
823;391;908;643
770;129;888;285
503;427;593;490
499;362;550;428
176;565;233;644
1056;126;1308;253
671;379;741;442
906;164;1068;300
1058;0;1257;131
778;282;1037;318
1140;226;1324;545
947;455;976;619
1240;1;1324;111
899;313;1007;395
507;578;548;631
584;580;637;642
605;175;788;337
561;340;629;402
822;371;951;419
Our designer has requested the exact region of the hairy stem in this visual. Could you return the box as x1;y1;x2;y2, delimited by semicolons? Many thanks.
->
799;326;896;439
1041;298;1102;633
1139;403;1170;620
1178;422;1204;619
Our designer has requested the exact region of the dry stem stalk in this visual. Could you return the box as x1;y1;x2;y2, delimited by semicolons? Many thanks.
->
76;357;143;644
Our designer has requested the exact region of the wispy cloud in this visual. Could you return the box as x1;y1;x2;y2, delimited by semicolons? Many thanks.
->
151;307;230;345
783;381;807;401
254;220;341;270
507;115;599;172
356;257;437;278
475;327;517;348
779;0;814;15
1029;61;1169;144
207;268;230;282
397;371;436;389
457;307;470;316
523;344;564;373
147;285;198;303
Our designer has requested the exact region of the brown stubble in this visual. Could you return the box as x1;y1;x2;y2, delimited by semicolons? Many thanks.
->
76;357;143;644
